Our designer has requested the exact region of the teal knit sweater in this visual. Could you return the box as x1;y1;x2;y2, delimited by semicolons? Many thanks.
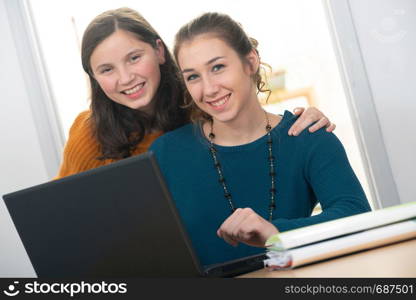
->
149;111;371;266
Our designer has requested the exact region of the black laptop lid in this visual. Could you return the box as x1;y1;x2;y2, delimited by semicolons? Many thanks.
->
3;152;202;277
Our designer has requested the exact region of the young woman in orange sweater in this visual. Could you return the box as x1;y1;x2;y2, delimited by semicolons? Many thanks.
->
55;7;335;179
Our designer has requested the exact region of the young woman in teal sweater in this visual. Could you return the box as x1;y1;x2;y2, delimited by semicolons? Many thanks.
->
149;12;371;267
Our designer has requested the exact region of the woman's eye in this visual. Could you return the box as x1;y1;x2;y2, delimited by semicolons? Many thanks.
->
212;64;225;72
186;74;199;82
130;55;141;62
100;67;112;74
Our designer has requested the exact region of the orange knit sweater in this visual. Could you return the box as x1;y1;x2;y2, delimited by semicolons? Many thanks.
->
55;111;163;179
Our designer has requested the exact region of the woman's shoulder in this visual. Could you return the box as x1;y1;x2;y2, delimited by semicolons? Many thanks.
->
273;110;342;159
68;110;93;135
55;110;100;179
64;110;97;149
273;110;296;132
76;110;91;120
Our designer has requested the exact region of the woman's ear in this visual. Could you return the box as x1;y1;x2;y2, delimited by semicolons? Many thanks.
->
155;39;166;65
245;49;260;75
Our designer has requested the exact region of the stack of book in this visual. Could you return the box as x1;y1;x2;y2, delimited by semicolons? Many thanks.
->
264;202;416;270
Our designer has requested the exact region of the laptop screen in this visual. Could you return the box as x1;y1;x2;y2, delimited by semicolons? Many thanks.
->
3;152;203;277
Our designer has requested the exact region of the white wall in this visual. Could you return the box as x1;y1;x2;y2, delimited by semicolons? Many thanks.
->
348;0;416;204
0;0;44;276
326;0;416;207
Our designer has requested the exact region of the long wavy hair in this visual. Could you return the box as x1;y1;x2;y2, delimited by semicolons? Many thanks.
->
173;12;270;123
81;7;189;160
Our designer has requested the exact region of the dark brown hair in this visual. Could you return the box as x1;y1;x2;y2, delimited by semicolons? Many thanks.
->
173;12;270;122
81;7;188;160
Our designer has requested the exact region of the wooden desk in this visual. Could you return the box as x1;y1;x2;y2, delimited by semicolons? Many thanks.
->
239;239;416;278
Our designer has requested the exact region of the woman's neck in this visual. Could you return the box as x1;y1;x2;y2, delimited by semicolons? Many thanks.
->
203;101;281;146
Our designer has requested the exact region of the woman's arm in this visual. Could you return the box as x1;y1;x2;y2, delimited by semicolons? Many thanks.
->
272;130;371;232
216;130;371;247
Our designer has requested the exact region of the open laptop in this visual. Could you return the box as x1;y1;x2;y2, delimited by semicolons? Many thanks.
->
3;152;266;277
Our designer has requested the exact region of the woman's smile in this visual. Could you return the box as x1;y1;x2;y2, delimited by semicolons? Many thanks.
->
206;93;231;110
121;82;146;99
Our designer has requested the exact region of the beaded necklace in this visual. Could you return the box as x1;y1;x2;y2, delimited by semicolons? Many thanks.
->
207;111;276;221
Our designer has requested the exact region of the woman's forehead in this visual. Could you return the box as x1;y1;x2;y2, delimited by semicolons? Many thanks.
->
90;30;149;65
177;35;234;67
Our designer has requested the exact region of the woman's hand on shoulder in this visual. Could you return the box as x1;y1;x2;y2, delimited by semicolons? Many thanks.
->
216;208;279;248
288;107;336;136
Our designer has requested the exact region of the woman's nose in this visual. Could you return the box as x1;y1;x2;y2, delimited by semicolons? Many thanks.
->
118;66;134;85
203;77;220;99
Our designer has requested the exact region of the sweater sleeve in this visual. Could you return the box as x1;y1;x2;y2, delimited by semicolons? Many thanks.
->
272;130;371;232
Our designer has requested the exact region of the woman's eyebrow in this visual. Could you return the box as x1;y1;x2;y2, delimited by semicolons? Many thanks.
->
206;56;224;65
126;48;144;56
181;56;225;73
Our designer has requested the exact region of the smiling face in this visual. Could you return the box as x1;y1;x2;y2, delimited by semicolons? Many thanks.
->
90;30;165;112
177;34;259;124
